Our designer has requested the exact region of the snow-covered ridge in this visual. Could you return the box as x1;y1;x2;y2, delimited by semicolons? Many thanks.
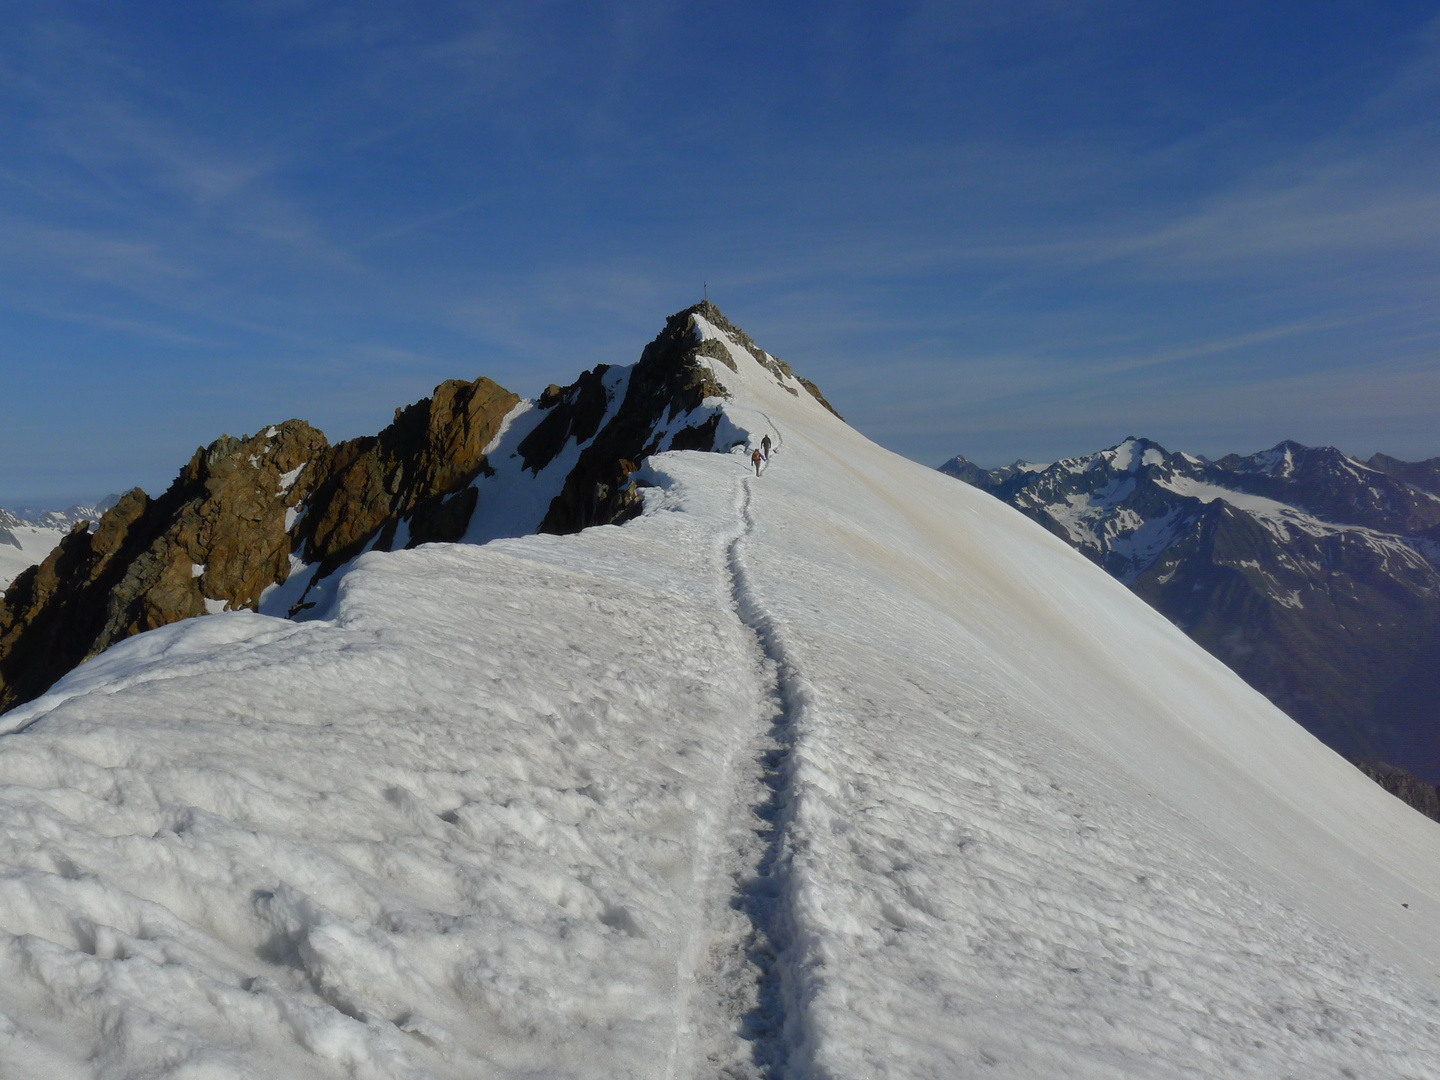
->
2;303;834;723
4;319;1440;1077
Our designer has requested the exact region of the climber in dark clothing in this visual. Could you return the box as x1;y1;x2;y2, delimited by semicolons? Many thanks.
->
761;435;772;460
751;449;763;476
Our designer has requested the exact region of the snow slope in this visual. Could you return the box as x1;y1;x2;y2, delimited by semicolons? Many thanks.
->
3;328;1440;1077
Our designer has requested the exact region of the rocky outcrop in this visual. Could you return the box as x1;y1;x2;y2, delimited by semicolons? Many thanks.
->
0;422;328;710
942;438;1440;783
297;377;519;577
1368;453;1440;503
796;377;843;420
0;378;518;713
514;300;836;535
530;303;734;534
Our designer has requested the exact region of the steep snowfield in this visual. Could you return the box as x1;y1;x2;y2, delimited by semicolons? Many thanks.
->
3;331;1440;1077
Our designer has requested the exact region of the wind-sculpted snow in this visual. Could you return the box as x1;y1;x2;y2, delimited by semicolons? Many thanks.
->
4;328;1440;1077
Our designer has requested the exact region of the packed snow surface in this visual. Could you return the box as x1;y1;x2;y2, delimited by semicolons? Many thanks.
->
4;341;1440;1078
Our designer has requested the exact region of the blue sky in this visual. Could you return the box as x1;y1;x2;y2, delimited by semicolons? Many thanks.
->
2;2;1438;504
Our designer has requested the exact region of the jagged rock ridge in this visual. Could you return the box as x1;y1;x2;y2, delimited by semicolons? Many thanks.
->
0;303;833;714
942;437;1440;785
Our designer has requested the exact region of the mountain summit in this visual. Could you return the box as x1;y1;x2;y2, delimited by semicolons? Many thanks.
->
2;312;1440;1077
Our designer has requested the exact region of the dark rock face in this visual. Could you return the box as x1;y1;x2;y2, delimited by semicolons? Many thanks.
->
0;302;835;716
1367;453;1440;504
0;512;20;552
523;300;828;534
533;303;733;534
942;438;1440;783
796;377;843;420
518;365;616;475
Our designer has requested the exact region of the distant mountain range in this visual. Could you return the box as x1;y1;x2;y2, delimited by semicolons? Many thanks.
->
941;438;1440;787
0;497;121;532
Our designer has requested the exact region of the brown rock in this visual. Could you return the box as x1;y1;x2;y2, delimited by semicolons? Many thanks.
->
0;378;524;714
298;376;520;573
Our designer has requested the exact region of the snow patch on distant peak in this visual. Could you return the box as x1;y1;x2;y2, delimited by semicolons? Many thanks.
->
1156;476;1430;568
1109;439;1139;472
1248;444;1298;478
1037;477;1140;548
278;463;305;494
1105;438;1165;473
1159;476;1296;514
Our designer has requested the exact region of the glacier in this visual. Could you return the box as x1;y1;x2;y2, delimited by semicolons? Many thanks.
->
0;523;68;592
2;325;1440;1078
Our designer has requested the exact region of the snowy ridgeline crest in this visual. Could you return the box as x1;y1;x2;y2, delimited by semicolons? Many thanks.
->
0;303;822;716
941;437;1440;786
5;315;1440;1078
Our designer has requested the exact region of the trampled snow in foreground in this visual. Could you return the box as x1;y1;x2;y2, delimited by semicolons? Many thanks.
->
3;337;1440;1078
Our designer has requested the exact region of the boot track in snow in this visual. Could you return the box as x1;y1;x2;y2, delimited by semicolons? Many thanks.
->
719;472;809;1080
